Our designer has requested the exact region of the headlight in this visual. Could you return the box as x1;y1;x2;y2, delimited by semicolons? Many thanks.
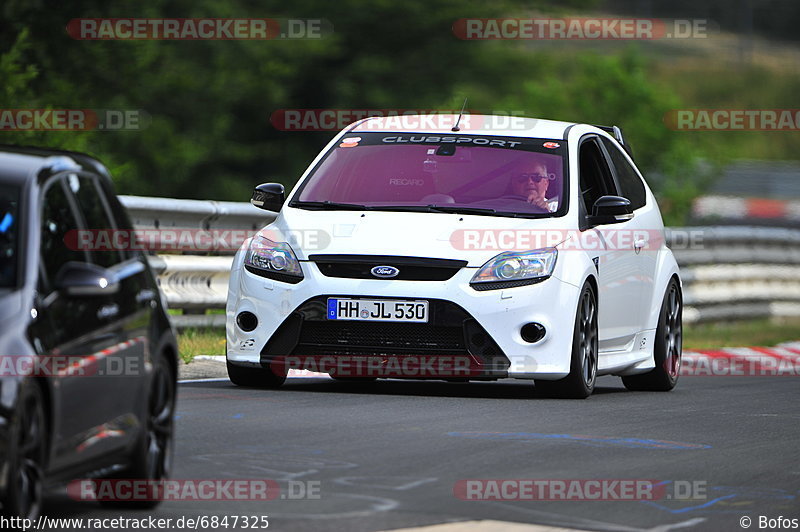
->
470;248;557;290
243;236;304;284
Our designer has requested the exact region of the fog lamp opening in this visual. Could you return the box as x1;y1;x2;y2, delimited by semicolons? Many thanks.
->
236;311;258;332
521;322;546;343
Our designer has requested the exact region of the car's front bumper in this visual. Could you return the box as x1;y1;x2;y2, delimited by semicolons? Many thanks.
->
226;261;581;380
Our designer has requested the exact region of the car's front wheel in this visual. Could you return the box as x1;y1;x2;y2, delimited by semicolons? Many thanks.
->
227;361;286;388
536;282;598;399
1;380;47;520
622;279;682;392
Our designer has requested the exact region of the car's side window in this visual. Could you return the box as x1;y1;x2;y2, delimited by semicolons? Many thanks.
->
66;174;125;268
578;137;617;218
600;137;646;210
40;178;88;292
0;184;21;289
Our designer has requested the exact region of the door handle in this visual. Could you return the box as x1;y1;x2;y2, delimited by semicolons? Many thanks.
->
136;289;156;304
634;238;647;254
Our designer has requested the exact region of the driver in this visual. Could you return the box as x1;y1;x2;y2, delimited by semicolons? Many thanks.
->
510;162;557;212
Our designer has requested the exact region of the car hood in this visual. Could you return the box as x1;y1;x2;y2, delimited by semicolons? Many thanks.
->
260;208;571;267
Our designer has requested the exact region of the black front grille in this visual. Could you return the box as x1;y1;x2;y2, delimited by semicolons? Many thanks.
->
299;321;464;351
260;296;510;377
309;254;466;281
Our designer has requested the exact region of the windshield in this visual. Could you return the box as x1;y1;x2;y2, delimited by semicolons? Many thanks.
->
293;133;567;217
0;183;21;289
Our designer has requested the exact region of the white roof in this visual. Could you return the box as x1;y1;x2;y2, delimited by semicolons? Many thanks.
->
349;114;578;139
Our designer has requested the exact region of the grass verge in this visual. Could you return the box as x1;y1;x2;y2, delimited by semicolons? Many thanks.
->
682;318;800;351
178;328;226;364
176;318;800;363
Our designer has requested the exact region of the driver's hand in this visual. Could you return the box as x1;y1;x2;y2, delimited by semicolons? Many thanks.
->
527;191;549;210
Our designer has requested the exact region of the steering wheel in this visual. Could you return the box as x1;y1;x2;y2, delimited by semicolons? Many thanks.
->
492;195;549;213
498;195;529;201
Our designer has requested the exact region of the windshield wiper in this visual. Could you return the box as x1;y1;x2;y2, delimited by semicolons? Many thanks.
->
290;202;533;218
372;205;440;212
426;205;502;216
430;206;549;218
365;205;502;216
290;201;369;210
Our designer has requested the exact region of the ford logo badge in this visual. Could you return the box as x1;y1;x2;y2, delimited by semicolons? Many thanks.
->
371;265;399;278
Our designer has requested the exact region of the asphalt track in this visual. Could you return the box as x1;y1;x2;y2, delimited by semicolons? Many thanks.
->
41;372;800;532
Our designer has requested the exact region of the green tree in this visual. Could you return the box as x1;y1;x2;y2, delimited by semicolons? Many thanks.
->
1;0;711;223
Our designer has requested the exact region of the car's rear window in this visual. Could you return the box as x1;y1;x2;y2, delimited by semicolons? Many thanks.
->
294;133;567;217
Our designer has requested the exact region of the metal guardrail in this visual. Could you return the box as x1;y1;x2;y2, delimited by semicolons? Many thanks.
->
147;255;234;310
122;195;275;232
120;196;800;328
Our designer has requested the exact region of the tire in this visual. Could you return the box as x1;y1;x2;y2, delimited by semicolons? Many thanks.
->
227;361;286;388
536;282;598;399
622;279;682;392
99;353;175;509
1;381;47;519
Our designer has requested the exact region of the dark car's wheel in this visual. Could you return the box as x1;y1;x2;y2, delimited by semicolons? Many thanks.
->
1;381;47;519
536;282;598;399
227;361;286;388
99;353;175;509
622;279;682;392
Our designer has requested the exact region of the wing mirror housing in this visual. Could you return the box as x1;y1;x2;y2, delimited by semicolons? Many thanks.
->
587;195;633;226
55;261;120;297
251;183;285;212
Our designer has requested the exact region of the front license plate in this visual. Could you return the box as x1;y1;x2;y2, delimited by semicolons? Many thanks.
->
327;298;429;323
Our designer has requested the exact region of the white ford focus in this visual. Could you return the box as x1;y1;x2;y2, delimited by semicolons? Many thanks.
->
226;115;682;398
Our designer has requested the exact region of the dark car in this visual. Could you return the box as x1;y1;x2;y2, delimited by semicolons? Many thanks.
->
0;145;177;519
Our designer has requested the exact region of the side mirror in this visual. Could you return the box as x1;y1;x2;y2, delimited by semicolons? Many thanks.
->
587;195;633;226
55;261;119;297
251;183;285;212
